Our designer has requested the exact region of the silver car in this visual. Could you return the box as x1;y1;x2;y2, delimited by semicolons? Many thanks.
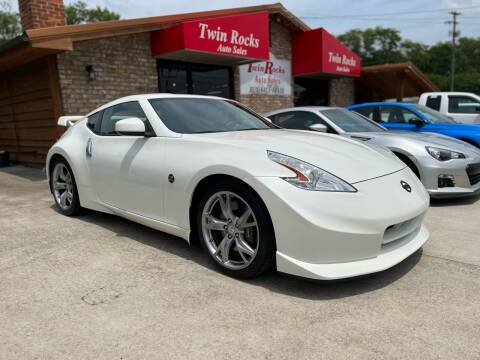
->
264;107;480;198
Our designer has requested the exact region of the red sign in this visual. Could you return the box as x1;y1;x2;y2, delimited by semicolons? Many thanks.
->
292;28;361;77
151;12;270;62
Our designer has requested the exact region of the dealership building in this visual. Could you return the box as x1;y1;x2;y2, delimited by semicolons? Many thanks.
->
0;1;437;164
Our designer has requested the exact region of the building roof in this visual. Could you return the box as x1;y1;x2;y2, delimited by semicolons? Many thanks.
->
0;3;309;72
358;62;439;100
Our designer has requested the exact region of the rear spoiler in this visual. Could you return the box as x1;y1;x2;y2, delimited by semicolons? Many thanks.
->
58;116;85;127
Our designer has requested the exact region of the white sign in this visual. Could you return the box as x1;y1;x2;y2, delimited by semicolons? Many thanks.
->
239;53;291;96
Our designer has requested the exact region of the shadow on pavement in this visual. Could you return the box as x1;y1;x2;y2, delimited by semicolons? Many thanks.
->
0;165;46;182
430;194;479;207
245;250;422;300
65;206;422;301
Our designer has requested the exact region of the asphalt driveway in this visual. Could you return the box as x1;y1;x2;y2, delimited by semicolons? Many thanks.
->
1;165;479;359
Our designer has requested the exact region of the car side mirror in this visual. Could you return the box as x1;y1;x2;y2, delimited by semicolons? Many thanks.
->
309;123;328;133
115;117;146;136
475;106;480;113
410;118;425;127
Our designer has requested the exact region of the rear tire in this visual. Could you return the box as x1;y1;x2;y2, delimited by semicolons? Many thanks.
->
50;159;82;216
196;180;276;278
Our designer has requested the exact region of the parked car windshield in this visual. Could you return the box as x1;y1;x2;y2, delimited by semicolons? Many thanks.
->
410;104;457;124
149;98;275;134
320;109;385;133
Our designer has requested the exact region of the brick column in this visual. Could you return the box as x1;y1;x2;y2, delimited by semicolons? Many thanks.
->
18;0;66;30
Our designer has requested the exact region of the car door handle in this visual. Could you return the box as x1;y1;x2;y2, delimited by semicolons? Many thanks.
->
86;138;93;157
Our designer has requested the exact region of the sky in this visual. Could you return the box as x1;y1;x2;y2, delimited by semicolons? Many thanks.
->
8;0;480;44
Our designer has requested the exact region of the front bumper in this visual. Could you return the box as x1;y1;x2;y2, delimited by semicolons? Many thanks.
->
428;182;480;198
417;155;480;198
245;167;429;280
276;225;428;280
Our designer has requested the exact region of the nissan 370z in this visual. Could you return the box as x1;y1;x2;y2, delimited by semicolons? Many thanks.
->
46;94;429;280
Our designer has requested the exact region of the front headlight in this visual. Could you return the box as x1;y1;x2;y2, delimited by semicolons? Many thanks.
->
267;151;357;192
426;146;465;161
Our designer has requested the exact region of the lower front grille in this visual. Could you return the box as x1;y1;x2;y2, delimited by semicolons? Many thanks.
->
383;216;423;246
467;163;480;185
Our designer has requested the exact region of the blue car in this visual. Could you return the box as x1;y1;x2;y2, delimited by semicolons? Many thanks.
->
347;102;480;147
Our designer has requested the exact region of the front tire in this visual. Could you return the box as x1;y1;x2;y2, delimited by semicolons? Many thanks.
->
50;159;81;216
197;181;276;278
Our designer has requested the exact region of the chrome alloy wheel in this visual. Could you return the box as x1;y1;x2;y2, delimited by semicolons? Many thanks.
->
201;191;260;270
52;163;74;210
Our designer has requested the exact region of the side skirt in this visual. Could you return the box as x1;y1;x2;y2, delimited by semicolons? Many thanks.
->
102;203;191;242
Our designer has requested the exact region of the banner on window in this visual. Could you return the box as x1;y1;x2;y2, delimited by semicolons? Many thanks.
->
239;53;292;96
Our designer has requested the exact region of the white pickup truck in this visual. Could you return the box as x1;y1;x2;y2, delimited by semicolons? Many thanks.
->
419;92;480;124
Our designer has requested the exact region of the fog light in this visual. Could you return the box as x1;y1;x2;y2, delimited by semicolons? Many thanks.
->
438;175;455;188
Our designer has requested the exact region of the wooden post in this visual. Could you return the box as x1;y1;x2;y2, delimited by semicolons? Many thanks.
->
396;71;406;102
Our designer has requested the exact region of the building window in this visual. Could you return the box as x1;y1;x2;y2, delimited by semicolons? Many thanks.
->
157;60;233;99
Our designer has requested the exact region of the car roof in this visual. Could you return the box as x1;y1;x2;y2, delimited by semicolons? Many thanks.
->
264;106;342;116
422;91;477;96
87;93;230;116
348;102;413;108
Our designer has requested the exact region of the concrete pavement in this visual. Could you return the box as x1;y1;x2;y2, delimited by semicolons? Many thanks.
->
0;165;479;359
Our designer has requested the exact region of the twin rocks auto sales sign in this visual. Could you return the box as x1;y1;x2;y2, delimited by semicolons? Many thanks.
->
151;12;270;61
239;54;292;96
190;13;268;59
325;52;358;75
292;28;361;77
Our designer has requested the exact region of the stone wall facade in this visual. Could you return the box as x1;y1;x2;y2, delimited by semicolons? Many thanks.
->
233;21;294;113
57;33;158;115
328;77;355;107
56;24;294;115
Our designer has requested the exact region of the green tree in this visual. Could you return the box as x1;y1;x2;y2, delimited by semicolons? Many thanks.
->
455;71;480;93
457;37;480;73
427;42;452;75
337;28;363;55
338;27;403;66
339;26;480;93
65;1;120;25
0;1;21;45
400;40;430;71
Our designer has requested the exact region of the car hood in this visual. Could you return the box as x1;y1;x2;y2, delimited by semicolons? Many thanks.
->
348;131;480;155
188;129;405;184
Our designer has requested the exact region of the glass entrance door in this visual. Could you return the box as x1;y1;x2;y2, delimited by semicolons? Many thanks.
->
157;60;233;99
294;78;329;106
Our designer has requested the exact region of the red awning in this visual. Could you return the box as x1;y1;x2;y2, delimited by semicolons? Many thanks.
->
292;28;361;77
151;12;270;65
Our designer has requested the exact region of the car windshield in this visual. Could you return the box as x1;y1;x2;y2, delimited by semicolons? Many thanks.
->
149;98;275;134
320;108;385;133
410;104;457;124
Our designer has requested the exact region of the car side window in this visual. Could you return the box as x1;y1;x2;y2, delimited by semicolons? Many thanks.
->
379;106;405;123
86;111;102;134
269;111;330;131
100;101;149;136
401;109;420;123
425;95;441;111
448;96;480;114
379;106;420;124
353;106;375;120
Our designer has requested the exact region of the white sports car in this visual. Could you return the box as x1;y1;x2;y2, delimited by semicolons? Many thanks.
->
47;94;430;280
